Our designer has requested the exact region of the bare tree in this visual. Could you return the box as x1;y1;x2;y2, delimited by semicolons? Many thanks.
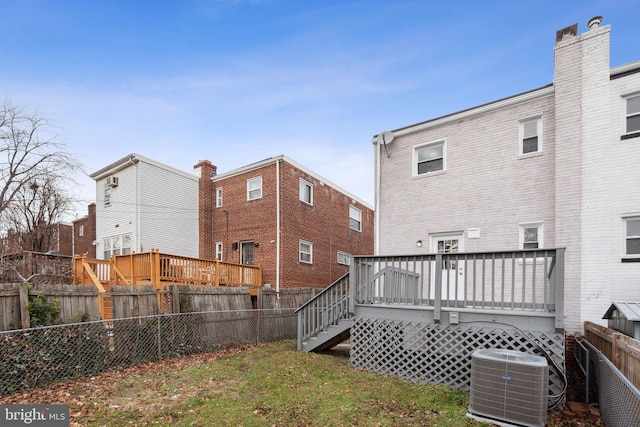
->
0;100;82;283
3;175;74;252
0;99;80;218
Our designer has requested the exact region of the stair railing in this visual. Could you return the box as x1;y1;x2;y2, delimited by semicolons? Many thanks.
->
296;273;350;350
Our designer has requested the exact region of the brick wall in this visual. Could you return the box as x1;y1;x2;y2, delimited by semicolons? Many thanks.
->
210;158;374;289
73;203;96;257
195;160;216;260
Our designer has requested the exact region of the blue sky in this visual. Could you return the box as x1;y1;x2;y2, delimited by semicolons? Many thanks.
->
2;0;639;217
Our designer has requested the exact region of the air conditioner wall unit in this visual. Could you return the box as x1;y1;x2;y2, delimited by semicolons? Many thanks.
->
106;176;119;187
468;348;549;427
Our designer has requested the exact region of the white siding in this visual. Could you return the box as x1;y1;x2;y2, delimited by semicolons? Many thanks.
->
93;156;199;259
137;161;199;257
95;166;137;259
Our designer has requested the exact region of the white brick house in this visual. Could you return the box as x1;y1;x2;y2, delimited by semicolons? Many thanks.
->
90;153;200;259
372;17;640;334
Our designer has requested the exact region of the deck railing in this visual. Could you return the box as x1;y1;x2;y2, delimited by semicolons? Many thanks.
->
351;248;564;331
295;273;350;350
73;249;262;289
73;249;263;319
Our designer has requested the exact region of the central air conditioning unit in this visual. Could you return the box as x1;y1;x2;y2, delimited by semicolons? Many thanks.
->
106;176;119;187
468;348;549;427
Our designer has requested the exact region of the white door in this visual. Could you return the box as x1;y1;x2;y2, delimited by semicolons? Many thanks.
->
430;234;465;301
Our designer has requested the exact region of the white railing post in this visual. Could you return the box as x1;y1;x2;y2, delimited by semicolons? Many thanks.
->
434;254;442;322
554;248;565;332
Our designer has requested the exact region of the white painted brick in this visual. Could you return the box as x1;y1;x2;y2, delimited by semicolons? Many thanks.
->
378;23;640;334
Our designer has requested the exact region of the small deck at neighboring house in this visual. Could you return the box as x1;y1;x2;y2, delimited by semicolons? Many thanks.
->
297;248;566;394
73;248;262;320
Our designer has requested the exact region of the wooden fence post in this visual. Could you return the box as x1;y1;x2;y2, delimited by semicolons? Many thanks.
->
19;284;30;329
172;285;180;313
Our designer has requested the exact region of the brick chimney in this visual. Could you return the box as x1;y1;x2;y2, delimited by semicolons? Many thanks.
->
194;160;217;260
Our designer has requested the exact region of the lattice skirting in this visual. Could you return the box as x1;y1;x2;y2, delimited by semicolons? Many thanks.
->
350;316;565;395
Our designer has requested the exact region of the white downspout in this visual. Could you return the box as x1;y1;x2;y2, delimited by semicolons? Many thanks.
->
276;158;281;293
374;137;381;255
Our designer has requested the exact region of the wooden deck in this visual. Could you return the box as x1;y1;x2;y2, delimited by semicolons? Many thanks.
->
73;248;262;319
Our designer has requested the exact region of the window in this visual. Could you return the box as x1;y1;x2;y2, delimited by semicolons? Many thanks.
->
78;224;84;237
103;233;132;259
299;240;313;264
519;116;542;155
247;177;262;200
104;184;111;207
215;242;223;261
216;188;223;208
240;242;255;265
625;95;640;135
519;223;543;249
299;179;313;205
414;140;445;175
624;217;640;258
337;251;351;266
349;206;362;232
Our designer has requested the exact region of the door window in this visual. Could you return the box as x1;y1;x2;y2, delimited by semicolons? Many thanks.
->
240;242;255;265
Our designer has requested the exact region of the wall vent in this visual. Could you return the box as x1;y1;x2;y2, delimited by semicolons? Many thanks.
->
468;348;549;427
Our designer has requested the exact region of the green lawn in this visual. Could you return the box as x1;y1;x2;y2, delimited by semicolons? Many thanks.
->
1;340;593;426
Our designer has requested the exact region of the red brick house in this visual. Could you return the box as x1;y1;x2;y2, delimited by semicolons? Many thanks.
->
72;202;96;258
194;155;374;290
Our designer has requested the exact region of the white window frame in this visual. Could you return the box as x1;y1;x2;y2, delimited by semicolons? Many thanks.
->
623;215;640;259
624;94;640;136
413;139;446;176
215;242;223;261
216;188;223;208
349;206;362;232
103;233;132;259
519;222;543;250
247;176;262;201
518;115;543;155
299;179;313;205
337;251;351;266
299;240;313;264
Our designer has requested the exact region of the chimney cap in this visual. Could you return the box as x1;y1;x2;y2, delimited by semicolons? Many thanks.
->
587;16;603;29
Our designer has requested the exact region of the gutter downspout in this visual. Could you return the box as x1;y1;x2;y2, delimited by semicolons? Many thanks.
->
276;159;281;294
373;136;381;255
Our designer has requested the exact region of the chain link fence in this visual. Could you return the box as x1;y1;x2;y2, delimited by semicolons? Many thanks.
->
0;309;296;396
575;336;640;427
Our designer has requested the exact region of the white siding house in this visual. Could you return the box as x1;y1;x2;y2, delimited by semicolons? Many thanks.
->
90;153;199;259
373;18;640;334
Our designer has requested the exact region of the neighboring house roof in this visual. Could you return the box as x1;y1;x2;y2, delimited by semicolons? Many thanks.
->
211;154;374;210
602;302;640;321
89;153;198;182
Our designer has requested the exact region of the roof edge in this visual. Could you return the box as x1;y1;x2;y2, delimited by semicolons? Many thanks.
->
212;155;374;210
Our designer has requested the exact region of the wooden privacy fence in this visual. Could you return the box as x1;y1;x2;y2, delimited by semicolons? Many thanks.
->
584;320;640;390
72;248;263;320
0;282;319;331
